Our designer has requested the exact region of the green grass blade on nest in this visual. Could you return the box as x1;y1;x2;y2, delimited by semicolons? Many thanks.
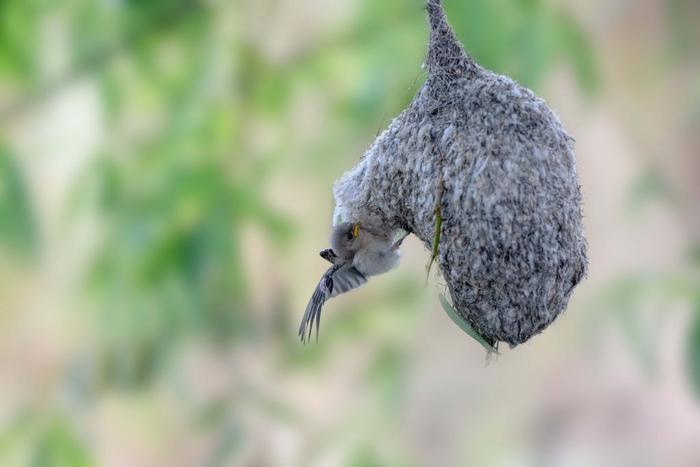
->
439;294;499;355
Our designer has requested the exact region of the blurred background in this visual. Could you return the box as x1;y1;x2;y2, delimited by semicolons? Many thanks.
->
0;0;699;465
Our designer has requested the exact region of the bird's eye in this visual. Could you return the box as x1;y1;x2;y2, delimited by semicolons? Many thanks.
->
346;231;354;240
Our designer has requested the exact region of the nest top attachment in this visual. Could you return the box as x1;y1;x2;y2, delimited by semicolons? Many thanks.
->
425;0;474;75
333;0;587;347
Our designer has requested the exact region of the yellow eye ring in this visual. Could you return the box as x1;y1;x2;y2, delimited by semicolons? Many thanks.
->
352;224;360;238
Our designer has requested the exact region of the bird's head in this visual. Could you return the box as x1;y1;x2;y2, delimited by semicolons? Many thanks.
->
330;222;364;259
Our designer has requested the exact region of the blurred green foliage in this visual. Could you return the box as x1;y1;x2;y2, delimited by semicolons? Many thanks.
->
445;0;598;92
0;0;604;461
9;0;700;464
49;0;599;390
688;306;700;398
0;146;38;262
0;0;40;84
687;245;700;398
666;0;700;58
0;410;94;467
32;416;94;467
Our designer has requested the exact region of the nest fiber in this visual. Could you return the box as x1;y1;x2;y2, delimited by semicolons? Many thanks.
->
333;0;587;346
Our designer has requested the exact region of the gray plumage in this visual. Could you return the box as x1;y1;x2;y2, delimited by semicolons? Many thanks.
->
331;0;587;347
299;223;404;343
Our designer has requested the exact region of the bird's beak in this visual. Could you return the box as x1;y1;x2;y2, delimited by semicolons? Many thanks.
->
352;223;360;238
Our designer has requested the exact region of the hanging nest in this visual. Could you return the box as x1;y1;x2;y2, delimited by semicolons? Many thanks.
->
332;0;587;347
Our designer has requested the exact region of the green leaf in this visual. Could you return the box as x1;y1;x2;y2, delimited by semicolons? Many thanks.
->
32;416;94;467
439;294;499;354
687;304;700;398
0;146;38;261
687;243;700;269
0;409;33;462
556;11;600;94
345;445;385;467
0;0;40;84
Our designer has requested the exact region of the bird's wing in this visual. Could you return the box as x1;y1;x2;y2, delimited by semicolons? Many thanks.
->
299;263;368;343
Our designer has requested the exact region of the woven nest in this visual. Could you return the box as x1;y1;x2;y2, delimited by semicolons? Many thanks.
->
332;0;587;347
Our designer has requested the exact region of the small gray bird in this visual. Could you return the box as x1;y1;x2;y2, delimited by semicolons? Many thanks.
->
299;222;407;343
